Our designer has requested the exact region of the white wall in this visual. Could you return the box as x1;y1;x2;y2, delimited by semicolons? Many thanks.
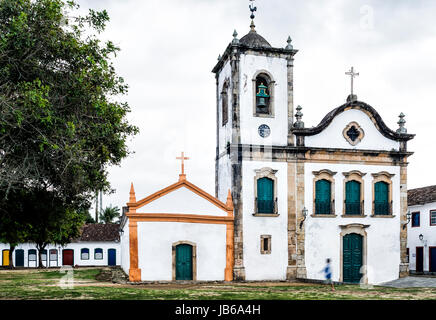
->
218;60;233;154
137;222;227;281
217;153;232;203
138;186;228;216
239;54;289;146
304;162;401;284
407;201;436;272
120;217;130;275
305;109;400;151
242;160;288;280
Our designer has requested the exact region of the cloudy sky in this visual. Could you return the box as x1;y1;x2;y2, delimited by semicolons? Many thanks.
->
76;0;436;211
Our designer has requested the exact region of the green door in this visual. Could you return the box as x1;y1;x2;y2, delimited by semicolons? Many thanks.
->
343;233;363;283
374;181;389;215
315;179;331;214
346;181;361;215
176;244;193;280
257;177;274;213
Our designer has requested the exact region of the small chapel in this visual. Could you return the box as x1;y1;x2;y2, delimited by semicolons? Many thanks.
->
120;3;415;285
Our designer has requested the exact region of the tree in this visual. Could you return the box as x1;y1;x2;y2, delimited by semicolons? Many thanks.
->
99;205;120;224
0;0;138;250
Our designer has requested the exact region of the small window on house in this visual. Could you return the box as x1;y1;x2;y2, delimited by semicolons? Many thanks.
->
221;82;229;126
81;248;89;260
41;250;47;262
412;212;420;227
374;181;390;215
49;249;58;261
95;248;103;260
315;179;332;214
345;180;362;215
260;235;271;254
28;249;37;262
406;248;409;263
431;211;436;226
255;75;271;115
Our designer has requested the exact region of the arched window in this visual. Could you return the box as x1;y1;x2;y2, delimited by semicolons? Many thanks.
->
256;177;274;213
221;82;229;126
94;248;103;260
315;179;332;214
345;180;361;215
255;74;271;115
374;181;389;215
49;249;58;263
81;248;89;260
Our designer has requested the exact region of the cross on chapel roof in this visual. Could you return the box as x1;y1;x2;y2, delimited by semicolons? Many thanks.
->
176;152;190;181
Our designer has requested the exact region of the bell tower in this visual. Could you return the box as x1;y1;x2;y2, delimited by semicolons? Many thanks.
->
212;2;298;280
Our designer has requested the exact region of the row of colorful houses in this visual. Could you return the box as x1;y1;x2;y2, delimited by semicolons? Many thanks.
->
0;224;121;268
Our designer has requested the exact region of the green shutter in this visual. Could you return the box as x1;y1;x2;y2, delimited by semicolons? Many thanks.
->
374;182;389;215
257;177;274;213
346;181;361;215
315;180;331;214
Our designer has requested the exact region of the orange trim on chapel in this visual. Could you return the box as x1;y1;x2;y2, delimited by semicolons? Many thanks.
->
127;179;234;282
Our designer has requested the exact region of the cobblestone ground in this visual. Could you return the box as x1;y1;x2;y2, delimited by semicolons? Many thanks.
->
381;276;436;288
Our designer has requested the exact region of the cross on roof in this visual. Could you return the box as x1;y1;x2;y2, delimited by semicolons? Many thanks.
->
345;66;359;97
176;152;190;176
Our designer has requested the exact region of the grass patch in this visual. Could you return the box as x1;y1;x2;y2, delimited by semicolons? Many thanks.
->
0;268;435;300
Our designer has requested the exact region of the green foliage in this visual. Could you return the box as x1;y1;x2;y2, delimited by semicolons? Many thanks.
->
99;205;120;224
0;0;138;250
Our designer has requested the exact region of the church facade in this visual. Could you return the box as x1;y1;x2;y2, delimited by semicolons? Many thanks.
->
212;21;415;284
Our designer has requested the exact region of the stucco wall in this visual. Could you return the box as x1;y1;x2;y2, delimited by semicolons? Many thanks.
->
217;154;232;203
137;222;227;281
305;109;400;151
408;201;436;272
239;54;288;146
304;162;401;284
218;60;232;154
120;217;130;275
138;186;228;216
241;160;288;280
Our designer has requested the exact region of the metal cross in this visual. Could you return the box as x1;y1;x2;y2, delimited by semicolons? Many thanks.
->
176;152;190;175
345;67;359;96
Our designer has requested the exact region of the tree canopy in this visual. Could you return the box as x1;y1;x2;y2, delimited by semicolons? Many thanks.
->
0;0;138;260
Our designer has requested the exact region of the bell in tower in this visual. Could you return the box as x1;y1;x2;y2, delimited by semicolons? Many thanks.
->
256;82;270;114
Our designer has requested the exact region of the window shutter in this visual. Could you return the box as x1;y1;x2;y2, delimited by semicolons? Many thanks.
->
346;181;361;215
315;180;331;214
257;178;274;213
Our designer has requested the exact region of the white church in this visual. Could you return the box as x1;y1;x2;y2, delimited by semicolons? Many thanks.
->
119;9;415;285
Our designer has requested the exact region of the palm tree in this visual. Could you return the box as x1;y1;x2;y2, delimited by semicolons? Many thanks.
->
99;205;120;224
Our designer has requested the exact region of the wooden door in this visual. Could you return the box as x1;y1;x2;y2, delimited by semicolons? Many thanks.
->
343;233;363;283
108;249;116;266
430;247;436;273
416;247;423;273
2;250;9;266
176;244;193;280
62;249;74;266
15;250;24;267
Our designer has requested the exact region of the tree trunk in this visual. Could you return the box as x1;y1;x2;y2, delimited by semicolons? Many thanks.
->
8;245;15;269
36;243;46;268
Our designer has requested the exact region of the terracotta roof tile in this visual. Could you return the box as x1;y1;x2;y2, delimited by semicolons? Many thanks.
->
408;185;436;206
72;223;120;242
